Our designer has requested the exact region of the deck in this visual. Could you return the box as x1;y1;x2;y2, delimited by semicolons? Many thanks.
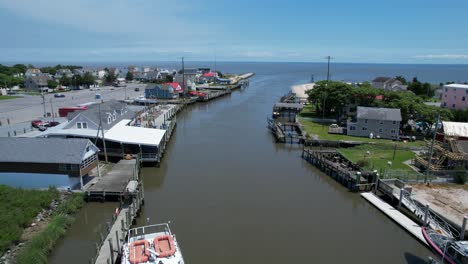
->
85;159;139;200
361;192;428;246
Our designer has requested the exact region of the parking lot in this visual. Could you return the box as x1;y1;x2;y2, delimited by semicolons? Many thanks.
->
0;83;147;126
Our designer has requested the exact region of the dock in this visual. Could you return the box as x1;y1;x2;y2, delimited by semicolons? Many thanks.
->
84;159;139;200
361;192;428;246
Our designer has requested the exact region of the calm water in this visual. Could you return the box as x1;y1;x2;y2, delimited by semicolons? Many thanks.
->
48;62;451;264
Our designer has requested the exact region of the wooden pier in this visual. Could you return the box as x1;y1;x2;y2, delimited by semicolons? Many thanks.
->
361;192;428;246
84;159;139;201
90;187;145;264
301;148;374;192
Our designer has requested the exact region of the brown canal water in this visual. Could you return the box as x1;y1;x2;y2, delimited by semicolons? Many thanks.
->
50;64;434;264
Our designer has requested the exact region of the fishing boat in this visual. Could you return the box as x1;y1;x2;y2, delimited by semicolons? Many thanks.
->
121;223;185;264
422;227;468;264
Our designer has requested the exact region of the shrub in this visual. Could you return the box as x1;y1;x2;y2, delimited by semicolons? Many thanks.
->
356;158;370;168
454;168;467;184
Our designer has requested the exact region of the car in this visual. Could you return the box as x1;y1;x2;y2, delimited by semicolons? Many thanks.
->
134;88;140;92
54;93;66;98
329;124;340;128
38;125;47;131
31;119;44;128
48;121;60;127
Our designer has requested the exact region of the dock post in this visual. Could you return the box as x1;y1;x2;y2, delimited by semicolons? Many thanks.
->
398;188;404;209
121;219;125;232
115;230;120;251
108;238;114;264
460;215;467;240
424;204;430;226
126;211;130;228
374;174;379;194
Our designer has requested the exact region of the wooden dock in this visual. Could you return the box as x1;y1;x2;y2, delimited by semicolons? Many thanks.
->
91;187;145;264
84;159;139;200
361;192;428;246
302;148;373;192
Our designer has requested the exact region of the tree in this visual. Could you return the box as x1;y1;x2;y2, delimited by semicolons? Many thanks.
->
71;74;83;88
395;76;407;85
47;80;58;89
165;75;174;83
307;81;353;118
104;72;116;84
82;72;96;88
422;82;434;97
125;71;134;81
59;75;71;87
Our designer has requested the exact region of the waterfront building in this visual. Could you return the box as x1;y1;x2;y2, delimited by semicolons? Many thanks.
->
145;83;181;99
372;77;407;91
174;68;198;93
441;83;468;110
25;68;42;77
347;106;401;139
0;137;99;188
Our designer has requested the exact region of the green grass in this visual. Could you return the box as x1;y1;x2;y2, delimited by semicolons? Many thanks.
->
0;95;20;100
299;117;426;149
338;144;416;172
15;193;85;264
0;185;59;255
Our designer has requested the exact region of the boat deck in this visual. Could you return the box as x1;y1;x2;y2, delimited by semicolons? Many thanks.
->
361;192;428;246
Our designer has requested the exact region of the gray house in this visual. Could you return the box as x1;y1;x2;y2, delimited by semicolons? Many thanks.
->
372;77;407;91
347;106;402;139
24;75;52;91
0;138;99;189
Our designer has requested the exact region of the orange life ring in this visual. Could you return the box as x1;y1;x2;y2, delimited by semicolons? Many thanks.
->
128;240;150;264
153;234;176;258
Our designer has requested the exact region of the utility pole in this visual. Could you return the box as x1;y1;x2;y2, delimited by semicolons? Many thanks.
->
181;57;185;93
425;113;440;183
326;56;332;83
49;98;55;122
97;103;109;163
214;52;217;85
41;90;47;118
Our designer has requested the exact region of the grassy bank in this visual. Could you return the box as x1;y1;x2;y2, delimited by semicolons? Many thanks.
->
0;185;59;255
338;144;416;173
0;95;20;100
15;193;85;264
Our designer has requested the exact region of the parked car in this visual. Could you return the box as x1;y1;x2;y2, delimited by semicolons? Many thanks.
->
134;87;140;92
47;121;60;127
31;119;44;128
54;93;66;98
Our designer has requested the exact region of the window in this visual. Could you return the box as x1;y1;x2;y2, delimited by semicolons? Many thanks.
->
82;122;88;129
77;122;82;129
107;117;112;124
391;129;396;134
443;102;447;106
379;128;383;133
350;126;356;131
453;104;456;108
463;96;466;101
113;113;116;121
379;120;384;125
362;127;367;131
466;89;468;94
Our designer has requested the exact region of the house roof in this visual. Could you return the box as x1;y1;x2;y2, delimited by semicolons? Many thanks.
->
442;121;468;137
104;119;166;147
67;100;136;130
0;138;95;164
165;82;183;92
444;83;468;90
203;72;215;77
27;75;51;85
357;106;402;121
372;77;392;83
274;102;304;110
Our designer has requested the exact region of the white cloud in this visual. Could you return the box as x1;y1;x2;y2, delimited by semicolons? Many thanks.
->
413;54;468;59
238;51;274;58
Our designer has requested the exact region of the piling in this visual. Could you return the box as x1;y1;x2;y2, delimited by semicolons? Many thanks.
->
398;188;404;209
424;204;430;226
461;215;468;240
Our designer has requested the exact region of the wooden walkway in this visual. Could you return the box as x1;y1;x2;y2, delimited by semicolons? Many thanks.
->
92;188;144;264
85;159;139;200
361;192;428;246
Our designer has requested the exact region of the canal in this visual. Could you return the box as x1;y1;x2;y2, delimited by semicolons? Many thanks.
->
50;63;433;264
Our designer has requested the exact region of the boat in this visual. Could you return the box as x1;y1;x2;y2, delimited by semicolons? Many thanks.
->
121;223;185;264
422;227;468;264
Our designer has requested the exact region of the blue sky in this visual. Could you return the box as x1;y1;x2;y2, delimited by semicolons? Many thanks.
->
1;0;468;63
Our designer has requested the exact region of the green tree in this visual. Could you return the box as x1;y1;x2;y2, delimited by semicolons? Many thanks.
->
165;75;174;83
104;72;116;84
82;72;96;88
71;74;83;88
395;76;407;85
47;80;58;89
125;71;134;81
307;81;353;118
422;82;434;97
59;76;71;87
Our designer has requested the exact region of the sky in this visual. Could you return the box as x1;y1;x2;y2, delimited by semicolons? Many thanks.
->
0;0;468;64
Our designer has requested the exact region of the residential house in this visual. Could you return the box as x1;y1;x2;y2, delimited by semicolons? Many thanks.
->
145;83;180;99
128;66;140;74
143;67;152;73
39;100;167;162
108;67;120;76
441;83;468;110
0;137;99;189
25;68;42;77
73;68;85;76
347;106;401;139
55;69;73;79
372;77;407;91
24;75;52;92
174;68;198;93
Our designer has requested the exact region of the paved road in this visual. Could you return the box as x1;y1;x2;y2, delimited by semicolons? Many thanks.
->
0;83;147;125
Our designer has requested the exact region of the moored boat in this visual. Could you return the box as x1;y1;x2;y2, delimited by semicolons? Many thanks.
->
121;223;184;264
422;227;468;264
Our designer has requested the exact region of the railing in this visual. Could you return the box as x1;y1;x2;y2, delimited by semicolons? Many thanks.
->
128;223;171;242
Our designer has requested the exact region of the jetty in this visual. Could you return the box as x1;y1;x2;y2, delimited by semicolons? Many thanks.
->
361;192;428;246
84;158;139;201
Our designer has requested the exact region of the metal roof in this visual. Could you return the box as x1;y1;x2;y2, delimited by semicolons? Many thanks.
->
442;121;468;137
357;106;402;121
0;138;96;164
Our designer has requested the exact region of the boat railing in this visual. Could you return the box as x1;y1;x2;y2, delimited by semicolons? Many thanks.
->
128;223;172;240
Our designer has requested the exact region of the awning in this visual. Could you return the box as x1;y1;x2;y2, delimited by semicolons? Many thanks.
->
105;119;166;147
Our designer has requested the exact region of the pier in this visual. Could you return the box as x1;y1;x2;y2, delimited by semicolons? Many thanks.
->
361;192;428;246
301;148;374;192
84;159;139;201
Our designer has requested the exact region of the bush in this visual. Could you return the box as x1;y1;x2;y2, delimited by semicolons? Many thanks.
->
454;168;467;184
356;158;370;168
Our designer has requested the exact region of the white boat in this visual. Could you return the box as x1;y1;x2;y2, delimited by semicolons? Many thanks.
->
121;223;185;264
